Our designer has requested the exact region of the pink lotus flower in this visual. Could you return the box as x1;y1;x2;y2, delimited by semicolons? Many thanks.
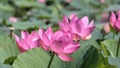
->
9;17;18;22
38;28;80;61
110;11;120;31
14;31;40;53
59;14;95;41
51;30;80;61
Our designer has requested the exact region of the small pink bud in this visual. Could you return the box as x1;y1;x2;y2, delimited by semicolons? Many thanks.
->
38;0;46;3
9;17;18;22
100;0;105;3
66;0;72;3
103;23;110;34
101;12;109;22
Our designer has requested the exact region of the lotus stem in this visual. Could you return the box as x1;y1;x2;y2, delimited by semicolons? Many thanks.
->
116;37;120;57
47;53;55;68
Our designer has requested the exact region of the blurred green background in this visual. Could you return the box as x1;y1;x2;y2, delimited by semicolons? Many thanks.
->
0;0;120;31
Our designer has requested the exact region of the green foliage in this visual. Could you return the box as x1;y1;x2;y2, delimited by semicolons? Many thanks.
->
13;48;66;68
4;56;17;65
14;0;41;8
81;47;116;68
7;21;43;30
0;35;19;63
102;39;120;57
0;62;13;68
13;48;50;68
108;56;120;68
64;42;92;68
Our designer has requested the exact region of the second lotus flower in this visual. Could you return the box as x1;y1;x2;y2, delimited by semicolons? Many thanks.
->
59;14;95;41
